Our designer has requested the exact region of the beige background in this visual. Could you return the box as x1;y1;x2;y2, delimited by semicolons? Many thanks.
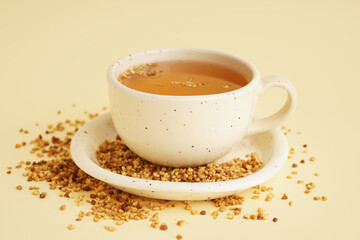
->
1;0;359;239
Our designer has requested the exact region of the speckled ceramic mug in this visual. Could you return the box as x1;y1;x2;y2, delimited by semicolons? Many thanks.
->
107;48;297;167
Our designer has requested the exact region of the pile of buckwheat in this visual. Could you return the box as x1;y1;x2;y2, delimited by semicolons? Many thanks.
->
118;63;161;82
7;107;327;238
97;137;263;182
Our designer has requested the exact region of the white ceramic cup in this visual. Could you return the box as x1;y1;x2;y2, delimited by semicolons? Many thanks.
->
107;48;297;167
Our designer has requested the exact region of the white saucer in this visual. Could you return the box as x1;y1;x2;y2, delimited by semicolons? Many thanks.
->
70;112;288;201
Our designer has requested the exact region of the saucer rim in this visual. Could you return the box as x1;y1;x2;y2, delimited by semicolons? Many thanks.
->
70;112;288;195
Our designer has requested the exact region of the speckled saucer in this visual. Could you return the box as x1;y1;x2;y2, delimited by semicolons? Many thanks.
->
70;112;288;200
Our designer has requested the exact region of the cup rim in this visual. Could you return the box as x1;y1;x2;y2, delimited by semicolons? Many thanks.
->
107;48;260;100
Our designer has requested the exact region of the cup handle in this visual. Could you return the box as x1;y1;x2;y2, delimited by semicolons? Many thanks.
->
247;75;297;135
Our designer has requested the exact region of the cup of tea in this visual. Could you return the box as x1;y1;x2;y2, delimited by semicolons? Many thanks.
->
107;48;297;167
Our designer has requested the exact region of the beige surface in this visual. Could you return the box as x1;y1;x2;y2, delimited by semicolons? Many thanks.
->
1;0;359;239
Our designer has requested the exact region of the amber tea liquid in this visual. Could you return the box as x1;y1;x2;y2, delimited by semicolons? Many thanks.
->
119;61;249;96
